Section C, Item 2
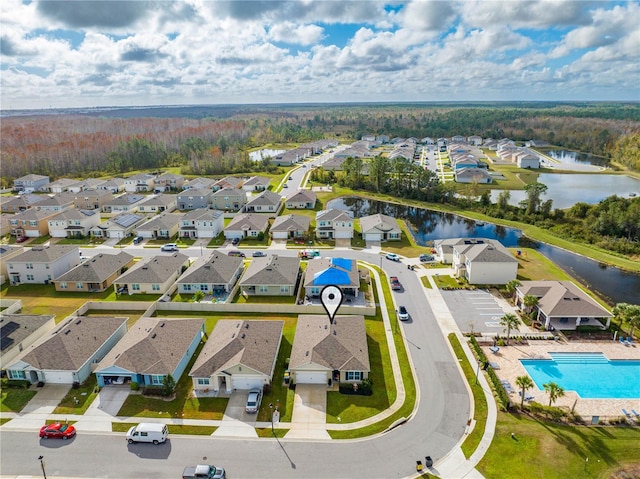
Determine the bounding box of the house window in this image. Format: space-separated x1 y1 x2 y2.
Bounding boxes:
280 286 289 293
26 274 34 281
26 263 33 269
76 282 83 289
152 284 160 291
60 282 68 289
30 221 38 226
259 285 268 293
200 284 208 291
197 378 210 385
45 264 49 269
8 370 26 380
346 371 362 381
151 375 164 385
183 284 192 291
132 284 140 291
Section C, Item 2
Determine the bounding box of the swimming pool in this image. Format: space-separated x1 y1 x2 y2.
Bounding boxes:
520 352 640 399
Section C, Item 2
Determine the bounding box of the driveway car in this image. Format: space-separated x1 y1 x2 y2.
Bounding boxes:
419 254 434 262
16 236 28 243
245 389 262 414
133 236 143 244
282 184 288 188
161 243 178 252
252 251 267 257
386 253 400 262
231 237 240 246
397 306 409 321
40 422 76 439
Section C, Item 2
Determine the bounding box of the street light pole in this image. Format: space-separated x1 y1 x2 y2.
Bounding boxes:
38 455 47 479
269 403 274 433
475 359 481 385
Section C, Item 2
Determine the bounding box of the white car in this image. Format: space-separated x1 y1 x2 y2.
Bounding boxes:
386 253 400 262
161 243 178 252
397 306 409 321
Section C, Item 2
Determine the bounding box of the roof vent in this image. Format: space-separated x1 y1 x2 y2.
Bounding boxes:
65 330 71 335
305 351 309 356
75 319 82 325
151 333 157 339
160 323 165 327
241 333 245 339
245 323 249 329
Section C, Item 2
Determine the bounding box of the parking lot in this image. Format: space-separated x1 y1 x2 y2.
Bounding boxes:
440 289 511 334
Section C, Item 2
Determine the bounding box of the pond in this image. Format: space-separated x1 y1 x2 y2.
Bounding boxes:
327 196 640 305
545 150 609 167
248 148 286 161
490 174 640 209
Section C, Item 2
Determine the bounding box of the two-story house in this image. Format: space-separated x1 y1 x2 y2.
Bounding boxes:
13 174 50 193
34 193 75 213
8 209 59 238
210 188 246 212
315 209 354 239
124 173 155 192
179 209 224 238
6 245 80 285
177 189 213 210
47 209 101 238
73 189 114 210
154 172 184 192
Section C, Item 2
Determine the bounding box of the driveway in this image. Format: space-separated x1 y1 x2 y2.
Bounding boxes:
21 384 70 414
86 385 130 417
285 384 330 440
213 390 258 438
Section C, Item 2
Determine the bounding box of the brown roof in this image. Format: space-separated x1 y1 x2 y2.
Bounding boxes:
517 281 612 318
96 317 203 375
189 320 284 378
289 315 369 372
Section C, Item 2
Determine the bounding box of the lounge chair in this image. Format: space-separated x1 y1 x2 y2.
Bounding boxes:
632 410 640 418
489 346 500 354
627 336 633 345
622 409 632 418
620 337 629 346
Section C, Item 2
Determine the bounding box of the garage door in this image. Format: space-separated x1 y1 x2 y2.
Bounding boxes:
295 372 327 384
334 231 351 239
43 371 74 384
231 376 263 390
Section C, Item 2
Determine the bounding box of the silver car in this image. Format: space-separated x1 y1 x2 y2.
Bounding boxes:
245 389 262 414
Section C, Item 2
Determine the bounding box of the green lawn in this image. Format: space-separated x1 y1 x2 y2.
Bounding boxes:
420 276 433 289
433 274 460 289
478 412 640 479
0 386 37 413
58 237 105 245
30 235 51 245
53 376 98 414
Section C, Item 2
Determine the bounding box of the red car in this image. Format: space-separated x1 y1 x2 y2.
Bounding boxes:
39 422 76 439
16 236 28 243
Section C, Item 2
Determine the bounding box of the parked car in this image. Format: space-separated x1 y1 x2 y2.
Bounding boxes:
40 422 76 440
282 183 288 188
133 236 143 244
419 254 434 262
390 276 402 291
126 423 168 445
245 388 262 414
182 464 226 479
289 176 293 180
16 236 28 243
386 253 400 262
231 237 240 245
397 305 409 321
160 243 178 252
227 250 245 257
252 251 267 257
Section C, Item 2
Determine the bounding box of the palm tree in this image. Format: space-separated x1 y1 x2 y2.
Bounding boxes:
523 294 540 322
543 382 565 407
515 375 534 407
613 303 640 337
505 279 521 301
499 313 520 345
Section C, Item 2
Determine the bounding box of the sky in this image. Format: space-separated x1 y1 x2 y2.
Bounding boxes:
1 0 639 109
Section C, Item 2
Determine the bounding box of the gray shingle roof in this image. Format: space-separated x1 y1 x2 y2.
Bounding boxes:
181 208 223 222
16 174 49 182
225 213 270 232
246 190 281 207
17 316 127 370
211 187 243 198
178 188 213 199
189 320 284 378
9 245 78 264
517 281 612 318
240 255 300 286
109 194 145 206
316 209 353 222
455 242 517 263
49 209 97 222
359 214 399 233
286 189 316 203
54 252 134 283
137 212 184 231
177 251 243 285
289 315 369 372
11 208 59 221
243 176 270 187
0 314 54 353
138 194 177 207
116 253 188 284
271 214 310 233
96 317 203 375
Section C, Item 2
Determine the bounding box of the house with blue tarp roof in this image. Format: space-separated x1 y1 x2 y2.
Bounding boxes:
304 257 359 297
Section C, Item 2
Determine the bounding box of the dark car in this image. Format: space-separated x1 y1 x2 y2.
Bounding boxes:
133 236 143 244
16 236 28 243
231 238 240 245
40 422 76 439
228 250 245 257
252 251 267 257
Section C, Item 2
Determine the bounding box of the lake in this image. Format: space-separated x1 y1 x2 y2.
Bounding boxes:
327 196 640 305
490 174 640 209
546 150 609 167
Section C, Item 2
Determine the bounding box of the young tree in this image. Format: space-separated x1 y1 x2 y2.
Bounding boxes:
505 279 522 300
524 182 548 215
543 382 565 407
515 375 534 407
499 313 520 345
523 294 540 316
162 374 176 396
193 290 205 303
497 190 511 213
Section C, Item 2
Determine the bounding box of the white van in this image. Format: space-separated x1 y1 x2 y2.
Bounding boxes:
126 423 168 445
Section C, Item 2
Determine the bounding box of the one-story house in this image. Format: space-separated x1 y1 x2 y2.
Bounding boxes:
289 314 369 386
270 214 310 240
4 315 128 385
102 194 146 214
242 176 271 192
240 254 300 296
515 281 613 331
89 213 146 240
176 251 244 295
137 194 178 214
54 252 135 293
0 314 56 369
47 209 101 238
455 167 493 184
224 213 270 240
244 190 281 216
304 257 359 297
95 317 204 388
285 189 317 209
114 253 189 295
359 214 401 242
189 319 284 393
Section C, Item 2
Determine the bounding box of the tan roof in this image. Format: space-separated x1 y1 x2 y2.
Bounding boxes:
96 317 203 375
189 320 284 378
286 189 316 203
518 281 612 318
177 251 243 285
54 252 134 283
289 315 369 372
246 190 281 207
9 245 78 264
359 214 399 234
225 213 270 232
115 253 188 284
454 242 516 263
271 214 310 233
240 254 300 287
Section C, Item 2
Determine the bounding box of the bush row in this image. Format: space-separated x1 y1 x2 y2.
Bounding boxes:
468 336 510 411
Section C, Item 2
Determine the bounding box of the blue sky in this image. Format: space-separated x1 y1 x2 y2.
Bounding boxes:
1 1 638 109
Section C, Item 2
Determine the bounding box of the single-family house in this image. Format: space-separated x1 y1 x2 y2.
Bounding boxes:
137 194 177 214
0 314 56 369
212 176 244 191
102 194 146 214
359 214 401 242
97 178 125 193
240 254 300 296
455 167 493 184
154 172 184 192
245 190 281 215
70 178 107 192
515 151 541 169
270 214 310 240
6 245 80 285
34 193 75 213
135 212 184 240
224 213 270 240
468 135 483 146
515 281 613 331
0 194 45 213
451 239 517 284
47 209 101 238
176 251 244 296
8 209 59 238
13 174 50 193
0 245 23 285
289 314 369 386
95 317 204 388
177 189 213 210
73 189 114 210
285 189 316 209
315 209 354 239
304 257 359 298
47 178 80 193
242 176 271 192
182 177 216 191
114 252 189 295
0 213 9 238
89 213 144 240
179 209 224 239
54 252 135 293
189 319 284 393
124 173 155 193
4 315 128 385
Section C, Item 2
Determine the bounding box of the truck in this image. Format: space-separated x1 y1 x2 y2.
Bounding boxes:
298 249 320 259
390 276 402 291
182 464 226 479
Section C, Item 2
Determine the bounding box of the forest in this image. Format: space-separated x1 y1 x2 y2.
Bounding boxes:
1 102 639 185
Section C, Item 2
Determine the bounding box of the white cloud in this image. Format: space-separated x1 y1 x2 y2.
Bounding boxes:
268 22 324 46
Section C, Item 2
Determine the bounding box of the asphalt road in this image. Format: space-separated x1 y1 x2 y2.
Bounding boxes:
0 242 470 479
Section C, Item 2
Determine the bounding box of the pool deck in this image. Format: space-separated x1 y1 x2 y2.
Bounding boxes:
483 340 640 422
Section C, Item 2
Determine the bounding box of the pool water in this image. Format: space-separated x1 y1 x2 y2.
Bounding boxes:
520 352 640 399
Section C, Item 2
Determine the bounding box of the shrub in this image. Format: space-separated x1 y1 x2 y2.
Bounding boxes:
3 379 30 389
130 382 139 391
